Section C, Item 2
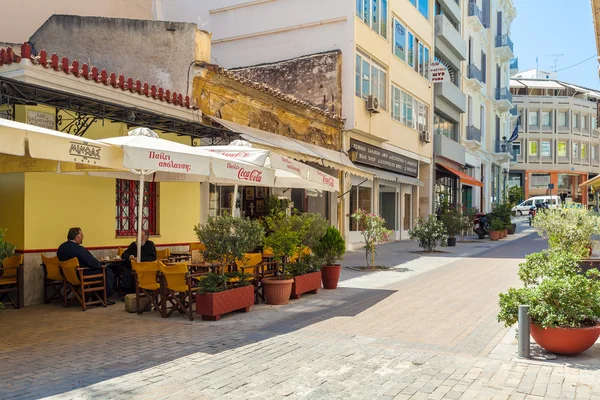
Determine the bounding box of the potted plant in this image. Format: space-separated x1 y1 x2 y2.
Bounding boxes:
349 209 392 269
459 207 478 242
0 229 16 311
409 215 448 252
194 214 264 320
440 208 462 246
287 213 328 300
314 226 346 289
488 217 504 241
262 213 302 305
498 249 600 355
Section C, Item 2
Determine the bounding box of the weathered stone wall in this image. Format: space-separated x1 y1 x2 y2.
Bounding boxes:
231 50 343 117
28 15 210 95
193 69 343 150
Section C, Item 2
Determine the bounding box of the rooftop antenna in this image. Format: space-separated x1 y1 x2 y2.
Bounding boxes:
546 53 565 72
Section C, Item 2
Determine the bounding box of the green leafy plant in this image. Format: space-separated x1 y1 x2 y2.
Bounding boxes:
440 208 462 238
506 186 524 209
0 229 16 266
492 201 513 229
350 209 393 268
498 249 600 328
533 207 600 255
409 214 448 253
286 254 322 276
194 215 264 290
459 207 478 242
488 216 505 232
314 226 346 266
196 271 253 293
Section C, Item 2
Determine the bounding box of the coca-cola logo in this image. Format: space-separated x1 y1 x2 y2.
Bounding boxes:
322 175 335 187
238 168 263 182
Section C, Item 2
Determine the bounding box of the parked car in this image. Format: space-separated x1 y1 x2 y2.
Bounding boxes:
512 195 562 216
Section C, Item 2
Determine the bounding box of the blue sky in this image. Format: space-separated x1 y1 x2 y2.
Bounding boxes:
512 0 599 89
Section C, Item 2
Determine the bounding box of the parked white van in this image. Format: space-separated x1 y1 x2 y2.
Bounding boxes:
512 196 562 215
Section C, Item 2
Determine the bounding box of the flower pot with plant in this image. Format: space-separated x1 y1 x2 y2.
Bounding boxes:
194 215 264 320
409 215 448 252
440 208 461 247
498 249 600 355
0 228 16 311
314 226 346 289
488 217 504 241
350 209 393 268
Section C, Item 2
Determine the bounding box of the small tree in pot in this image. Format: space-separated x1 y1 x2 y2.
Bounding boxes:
488 216 504 241
409 215 448 252
534 207 600 256
0 229 16 310
440 208 462 246
349 209 392 269
314 226 346 289
193 215 264 320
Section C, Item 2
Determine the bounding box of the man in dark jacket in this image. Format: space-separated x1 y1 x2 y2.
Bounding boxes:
118 230 156 294
57 227 115 304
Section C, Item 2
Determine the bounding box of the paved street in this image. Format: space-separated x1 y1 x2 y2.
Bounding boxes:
2 223 600 400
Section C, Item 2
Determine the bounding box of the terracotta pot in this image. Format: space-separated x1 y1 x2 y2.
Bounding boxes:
530 323 600 355
291 271 322 300
262 277 294 305
196 285 254 321
503 229 508 238
447 237 456 247
489 230 500 241
321 265 342 289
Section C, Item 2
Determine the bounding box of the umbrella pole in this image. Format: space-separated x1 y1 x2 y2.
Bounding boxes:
137 171 145 261
232 184 239 217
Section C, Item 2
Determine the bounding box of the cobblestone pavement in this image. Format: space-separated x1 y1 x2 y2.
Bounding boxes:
2 226 600 400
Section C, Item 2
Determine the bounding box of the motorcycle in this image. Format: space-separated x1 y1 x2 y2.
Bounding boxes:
474 212 489 239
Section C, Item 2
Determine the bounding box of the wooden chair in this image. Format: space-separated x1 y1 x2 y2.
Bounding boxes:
41 255 64 304
131 261 163 316
159 262 197 321
59 258 107 311
156 248 170 262
0 254 24 309
189 243 205 252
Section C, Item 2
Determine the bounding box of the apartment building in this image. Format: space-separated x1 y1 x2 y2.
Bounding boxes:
156 0 436 245
508 78 600 208
458 0 516 213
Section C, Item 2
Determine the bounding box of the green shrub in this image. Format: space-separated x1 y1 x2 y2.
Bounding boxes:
409 214 448 252
313 226 346 266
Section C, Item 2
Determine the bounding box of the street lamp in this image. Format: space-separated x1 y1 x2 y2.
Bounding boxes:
502 168 509 196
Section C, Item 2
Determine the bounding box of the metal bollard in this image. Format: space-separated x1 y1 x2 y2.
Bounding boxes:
517 305 530 358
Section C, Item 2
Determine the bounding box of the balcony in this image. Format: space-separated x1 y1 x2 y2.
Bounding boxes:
466 64 484 90
495 34 515 62
494 139 513 162
435 14 466 62
437 0 461 24
494 87 513 113
434 81 467 116
510 105 518 119
434 133 466 165
467 2 486 32
464 125 482 151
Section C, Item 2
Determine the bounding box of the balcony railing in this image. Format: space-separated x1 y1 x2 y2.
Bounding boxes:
467 64 483 83
495 34 514 52
510 106 518 116
466 125 481 142
495 87 513 103
468 2 487 27
495 139 510 154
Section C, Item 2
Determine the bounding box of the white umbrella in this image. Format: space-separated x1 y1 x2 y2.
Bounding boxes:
100 128 275 260
204 140 339 193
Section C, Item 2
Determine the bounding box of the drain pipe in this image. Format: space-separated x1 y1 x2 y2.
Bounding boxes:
517 305 530 358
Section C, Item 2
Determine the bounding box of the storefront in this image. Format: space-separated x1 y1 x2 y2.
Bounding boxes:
347 139 423 243
435 163 484 212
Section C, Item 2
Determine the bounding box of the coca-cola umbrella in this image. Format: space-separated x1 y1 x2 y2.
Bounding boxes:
203 140 339 193
98 129 275 259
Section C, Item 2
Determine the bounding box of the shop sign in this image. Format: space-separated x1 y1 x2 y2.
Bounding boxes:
69 141 102 163
27 110 55 130
350 139 419 177
429 62 449 83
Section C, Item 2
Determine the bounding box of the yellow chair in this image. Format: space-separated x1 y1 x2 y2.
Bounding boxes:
131 260 162 315
189 243 206 252
117 248 126 258
158 262 196 320
235 253 263 277
156 248 170 261
59 257 107 311
0 254 24 309
262 247 274 258
41 255 64 304
289 247 311 263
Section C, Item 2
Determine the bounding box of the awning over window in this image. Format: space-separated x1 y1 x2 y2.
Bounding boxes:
437 164 483 187
356 165 423 186
580 175 600 191
209 116 372 179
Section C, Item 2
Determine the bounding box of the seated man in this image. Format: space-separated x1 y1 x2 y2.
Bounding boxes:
57 227 115 305
119 230 156 294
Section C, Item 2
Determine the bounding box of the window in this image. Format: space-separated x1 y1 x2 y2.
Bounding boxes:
541 141 551 157
582 144 587 159
573 143 579 158
593 145 597 161
528 111 539 126
349 184 373 231
582 115 588 131
512 142 521 156
434 113 456 140
115 179 158 237
573 113 579 129
407 0 429 19
593 116 597 130
392 19 429 79
356 0 388 38
529 141 538 156
408 32 415 68
393 19 407 61
542 111 551 127
392 85 429 131
356 52 387 109
558 111 568 127
558 142 567 157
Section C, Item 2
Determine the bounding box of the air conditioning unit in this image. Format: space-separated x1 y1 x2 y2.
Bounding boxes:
366 95 380 113
420 130 431 143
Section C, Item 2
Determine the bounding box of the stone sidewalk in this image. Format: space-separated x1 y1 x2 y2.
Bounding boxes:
2 222 600 400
